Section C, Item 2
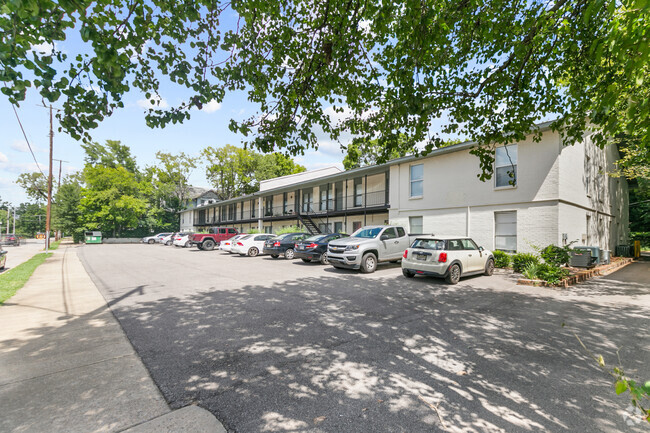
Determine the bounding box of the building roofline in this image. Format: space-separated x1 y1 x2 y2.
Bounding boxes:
184 119 558 210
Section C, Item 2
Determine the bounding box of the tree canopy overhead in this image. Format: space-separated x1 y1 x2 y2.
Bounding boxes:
2 0 648 177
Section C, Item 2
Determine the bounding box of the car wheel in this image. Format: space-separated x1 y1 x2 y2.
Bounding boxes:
301 258 311 263
248 247 259 257
360 253 377 273
203 239 215 251
148 239 155 244
184 241 191 248
402 269 415 278
165 241 171 246
319 253 329 265
197 244 204 250
446 264 461 284
271 254 279 258
284 248 295 260
484 259 495 276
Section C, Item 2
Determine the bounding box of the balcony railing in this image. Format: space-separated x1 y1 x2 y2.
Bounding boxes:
195 190 387 225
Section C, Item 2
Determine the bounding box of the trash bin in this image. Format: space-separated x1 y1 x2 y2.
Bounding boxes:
600 249 611 265
84 231 102 244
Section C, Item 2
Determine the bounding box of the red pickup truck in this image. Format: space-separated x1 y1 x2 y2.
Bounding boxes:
190 227 239 251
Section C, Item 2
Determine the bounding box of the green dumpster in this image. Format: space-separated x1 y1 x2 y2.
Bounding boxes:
85 231 102 244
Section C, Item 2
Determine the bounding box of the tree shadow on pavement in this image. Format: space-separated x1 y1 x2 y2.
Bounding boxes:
98 274 649 433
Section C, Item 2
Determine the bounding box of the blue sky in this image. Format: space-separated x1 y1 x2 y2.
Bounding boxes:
0 9 356 206
0 8 466 206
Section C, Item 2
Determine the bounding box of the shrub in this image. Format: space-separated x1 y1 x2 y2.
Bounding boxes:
522 262 540 280
492 250 511 268
276 225 302 235
512 253 539 273
247 229 261 234
537 264 570 285
520 262 570 285
540 243 574 267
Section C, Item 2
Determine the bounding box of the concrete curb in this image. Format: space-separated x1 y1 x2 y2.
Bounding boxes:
121 405 226 433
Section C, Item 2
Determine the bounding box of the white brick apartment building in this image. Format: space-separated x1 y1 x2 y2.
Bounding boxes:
181 122 628 254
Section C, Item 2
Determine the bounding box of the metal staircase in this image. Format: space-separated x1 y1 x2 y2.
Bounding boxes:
297 213 321 235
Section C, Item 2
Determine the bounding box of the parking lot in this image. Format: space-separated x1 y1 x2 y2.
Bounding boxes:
78 243 649 433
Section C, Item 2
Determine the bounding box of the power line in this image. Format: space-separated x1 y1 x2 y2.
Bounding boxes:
11 104 49 200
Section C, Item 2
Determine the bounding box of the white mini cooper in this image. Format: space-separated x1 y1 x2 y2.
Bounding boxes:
401 235 495 284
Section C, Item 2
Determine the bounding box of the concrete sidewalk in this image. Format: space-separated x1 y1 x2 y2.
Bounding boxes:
0 243 225 433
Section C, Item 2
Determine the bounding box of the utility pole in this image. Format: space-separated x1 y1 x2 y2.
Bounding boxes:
45 105 53 253
13 207 16 234
6 207 9 234
53 158 69 189
52 158 68 241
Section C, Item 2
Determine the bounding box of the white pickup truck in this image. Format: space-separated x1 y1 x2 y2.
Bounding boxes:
327 225 412 273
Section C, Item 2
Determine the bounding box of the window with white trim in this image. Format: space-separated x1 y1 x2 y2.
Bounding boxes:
495 144 517 187
410 164 423 197
409 216 423 234
495 211 517 253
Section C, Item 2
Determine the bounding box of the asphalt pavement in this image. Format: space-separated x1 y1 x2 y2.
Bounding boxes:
1 238 47 272
0 243 224 433
78 244 650 433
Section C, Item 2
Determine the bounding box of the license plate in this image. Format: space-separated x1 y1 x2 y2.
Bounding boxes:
416 254 427 261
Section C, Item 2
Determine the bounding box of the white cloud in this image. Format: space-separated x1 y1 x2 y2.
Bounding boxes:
9 140 46 154
10 140 29 153
201 100 222 113
0 152 8 163
315 140 345 158
0 162 46 174
137 95 169 110
31 41 55 54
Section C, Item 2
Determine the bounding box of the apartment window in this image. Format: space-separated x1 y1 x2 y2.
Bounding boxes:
265 196 273 216
334 222 343 233
495 144 517 187
353 221 362 232
302 188 313 212
354 178 363 207
319 185 329 211
495 211 517 253
251 199 256 218
409 216 423 234
410 164 423 198
264 226 272 234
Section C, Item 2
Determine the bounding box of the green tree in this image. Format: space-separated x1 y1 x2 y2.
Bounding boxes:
53 174 83 240
15 172 49 202
2 1 648 179
203 145 305 199
79 141 149 237
14 203 46 237
343 137 462 170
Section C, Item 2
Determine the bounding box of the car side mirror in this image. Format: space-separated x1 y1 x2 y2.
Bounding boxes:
380 234 389 241
478 246 484 252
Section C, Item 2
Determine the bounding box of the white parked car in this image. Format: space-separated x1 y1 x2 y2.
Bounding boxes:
231 234 275 257
142 232 173 244
172 233 192 248
219 234 248 253
159 233 177 245
401 235 494 284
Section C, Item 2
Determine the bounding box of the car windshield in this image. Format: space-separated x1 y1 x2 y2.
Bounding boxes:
351 227 382 239
305 234 328 242
272 234 291 240
240 235 254 240
411 239 446 250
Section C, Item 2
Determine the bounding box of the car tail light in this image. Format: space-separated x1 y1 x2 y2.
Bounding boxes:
403 250 408 259
273 241 280 247
306 243 318 249
438 252 447 263
237 242 243 246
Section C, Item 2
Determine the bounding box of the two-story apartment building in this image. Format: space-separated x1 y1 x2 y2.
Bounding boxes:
180 122 629 253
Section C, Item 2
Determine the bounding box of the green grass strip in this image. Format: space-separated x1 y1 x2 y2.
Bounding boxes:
49 240 61 251
0 252 52 305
